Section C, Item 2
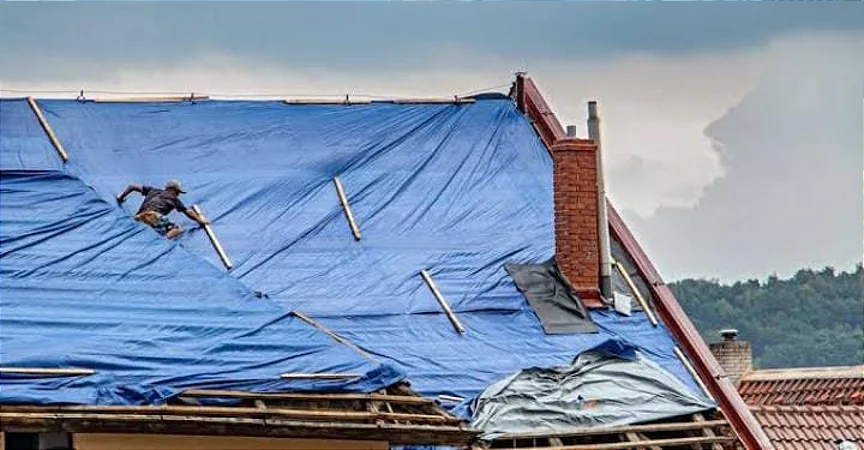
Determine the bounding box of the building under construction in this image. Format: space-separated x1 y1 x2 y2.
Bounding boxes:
0 74 772 450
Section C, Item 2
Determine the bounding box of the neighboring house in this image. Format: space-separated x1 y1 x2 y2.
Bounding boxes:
1 74 771 450
711 331 864 450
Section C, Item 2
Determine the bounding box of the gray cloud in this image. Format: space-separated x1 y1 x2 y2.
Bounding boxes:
624 31 864 282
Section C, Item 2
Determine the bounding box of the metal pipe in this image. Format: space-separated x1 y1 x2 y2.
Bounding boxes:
587 101 613 300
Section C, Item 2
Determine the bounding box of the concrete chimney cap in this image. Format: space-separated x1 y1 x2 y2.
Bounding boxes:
720 329 739 341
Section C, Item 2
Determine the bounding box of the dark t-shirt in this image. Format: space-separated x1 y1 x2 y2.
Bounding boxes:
137 186 187 216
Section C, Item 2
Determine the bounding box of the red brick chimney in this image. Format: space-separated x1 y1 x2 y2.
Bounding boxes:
551 138 604 305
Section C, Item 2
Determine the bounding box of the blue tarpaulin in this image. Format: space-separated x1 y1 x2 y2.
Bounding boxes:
0 97 709 410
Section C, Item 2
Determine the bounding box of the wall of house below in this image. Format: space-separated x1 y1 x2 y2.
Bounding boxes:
69 434 387 450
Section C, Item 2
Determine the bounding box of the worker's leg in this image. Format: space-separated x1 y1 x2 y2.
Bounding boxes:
165 226 183 240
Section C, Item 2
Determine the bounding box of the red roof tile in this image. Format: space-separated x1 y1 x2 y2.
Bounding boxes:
739 366 864 406
749 405 864 450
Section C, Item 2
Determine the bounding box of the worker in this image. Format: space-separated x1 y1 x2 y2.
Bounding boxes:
116 179 208 240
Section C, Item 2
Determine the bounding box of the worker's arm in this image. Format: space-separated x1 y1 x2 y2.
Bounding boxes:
183 208 210 226
116 184 144 203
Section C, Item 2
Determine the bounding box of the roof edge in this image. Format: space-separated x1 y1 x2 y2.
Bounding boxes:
742 365 864 382
514 73 775 450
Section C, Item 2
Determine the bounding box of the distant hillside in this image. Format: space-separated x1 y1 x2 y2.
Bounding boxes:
669 265 863 369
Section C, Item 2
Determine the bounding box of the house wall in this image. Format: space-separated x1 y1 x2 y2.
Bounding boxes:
72 434 387 450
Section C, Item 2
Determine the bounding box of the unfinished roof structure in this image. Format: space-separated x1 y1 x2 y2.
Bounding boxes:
1 75 771 450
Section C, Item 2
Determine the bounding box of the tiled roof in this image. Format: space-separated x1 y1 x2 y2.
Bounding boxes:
739 366 864 406
749 405 864 450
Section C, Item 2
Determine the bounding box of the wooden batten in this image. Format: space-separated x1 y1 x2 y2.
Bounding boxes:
291 311 375 361
93 95 209 103
674 346 714 400
376 98 475 105
611 259 658 326
420 270 465 334
191 205 232 270
285 99 371 105
0 367 95 376
279 373 361 380
180 389 434 405
26 97 69 162
333 177 362 241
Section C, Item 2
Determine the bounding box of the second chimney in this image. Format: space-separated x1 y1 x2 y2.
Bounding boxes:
708 329 753 385
552 137 603 304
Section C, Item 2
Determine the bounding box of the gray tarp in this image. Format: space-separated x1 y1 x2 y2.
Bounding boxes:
505 261 597 334
471 345 716 439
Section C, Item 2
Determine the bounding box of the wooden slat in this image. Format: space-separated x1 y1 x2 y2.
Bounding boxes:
692 413 725 450
93 95 209 103
494 420 728 440
291 311 375 361
0 367 94 376
612 259 657 326
191 204 232 270
674 346 714 400
333 176 362 241
181 389 433 405
0 405 460 425
284 99 371 105
420 270 465 334
524 436 733 450
280 373 360 380
384 98 475 104
26 97 69 162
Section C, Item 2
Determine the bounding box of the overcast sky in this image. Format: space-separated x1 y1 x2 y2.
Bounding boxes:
1 3 861 282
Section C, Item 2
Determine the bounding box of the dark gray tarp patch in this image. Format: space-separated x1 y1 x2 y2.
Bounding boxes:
505 260 597 334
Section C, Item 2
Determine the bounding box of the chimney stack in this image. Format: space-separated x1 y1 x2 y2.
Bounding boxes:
709 329 752 385
552 137 604 304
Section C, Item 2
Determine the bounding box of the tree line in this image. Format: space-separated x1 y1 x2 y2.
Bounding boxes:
669 265 863 369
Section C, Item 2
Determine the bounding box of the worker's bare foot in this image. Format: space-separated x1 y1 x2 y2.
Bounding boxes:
166 228 183 240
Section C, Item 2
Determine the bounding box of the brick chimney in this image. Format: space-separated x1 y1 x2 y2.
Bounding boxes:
552 138 603 304
708 329 753 385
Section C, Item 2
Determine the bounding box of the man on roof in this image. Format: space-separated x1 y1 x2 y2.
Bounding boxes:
117 179 208 240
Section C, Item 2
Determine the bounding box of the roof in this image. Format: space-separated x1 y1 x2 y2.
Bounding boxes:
739 365 864 406
1 77 757 445
749 405 863 450
738 366 864 450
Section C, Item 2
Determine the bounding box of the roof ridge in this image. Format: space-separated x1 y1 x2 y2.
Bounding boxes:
742 365 864 381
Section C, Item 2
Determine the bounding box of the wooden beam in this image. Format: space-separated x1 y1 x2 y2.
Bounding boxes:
284 99 371 105
611 259 658 326
333 176 362 241
180 389 434 405
0 405 460 425
494 420 728 440
0 412 476 445
381 98 475 104
0 367 94 376
93 95 209 103
26 97 69 162
291 311 375 362
675 346 714 401
523 436 733 450
693 413 725 450
279 373 360 380
420 270 465 334
191 204 232 270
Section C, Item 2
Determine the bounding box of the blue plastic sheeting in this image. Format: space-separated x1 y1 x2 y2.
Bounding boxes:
0 100 63 171
0 170 403 405
0 98 706 409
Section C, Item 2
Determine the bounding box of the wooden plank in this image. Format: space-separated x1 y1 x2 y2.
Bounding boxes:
624 431 661 450
279 373 360 380
674 346 714 400
93 95 209 103
420 270 465 334
0 367 94 376
523 436 733 450
611 259 658 326
181 389 433 405
494 420 728 440
382 98 475 104
284 99 371 105
0 405 459 424
333 177 362 241
73 433 388 450
26 97 69 162
437 395 464 403
291 311 375 361
191 204 232 270
692 413 725 450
